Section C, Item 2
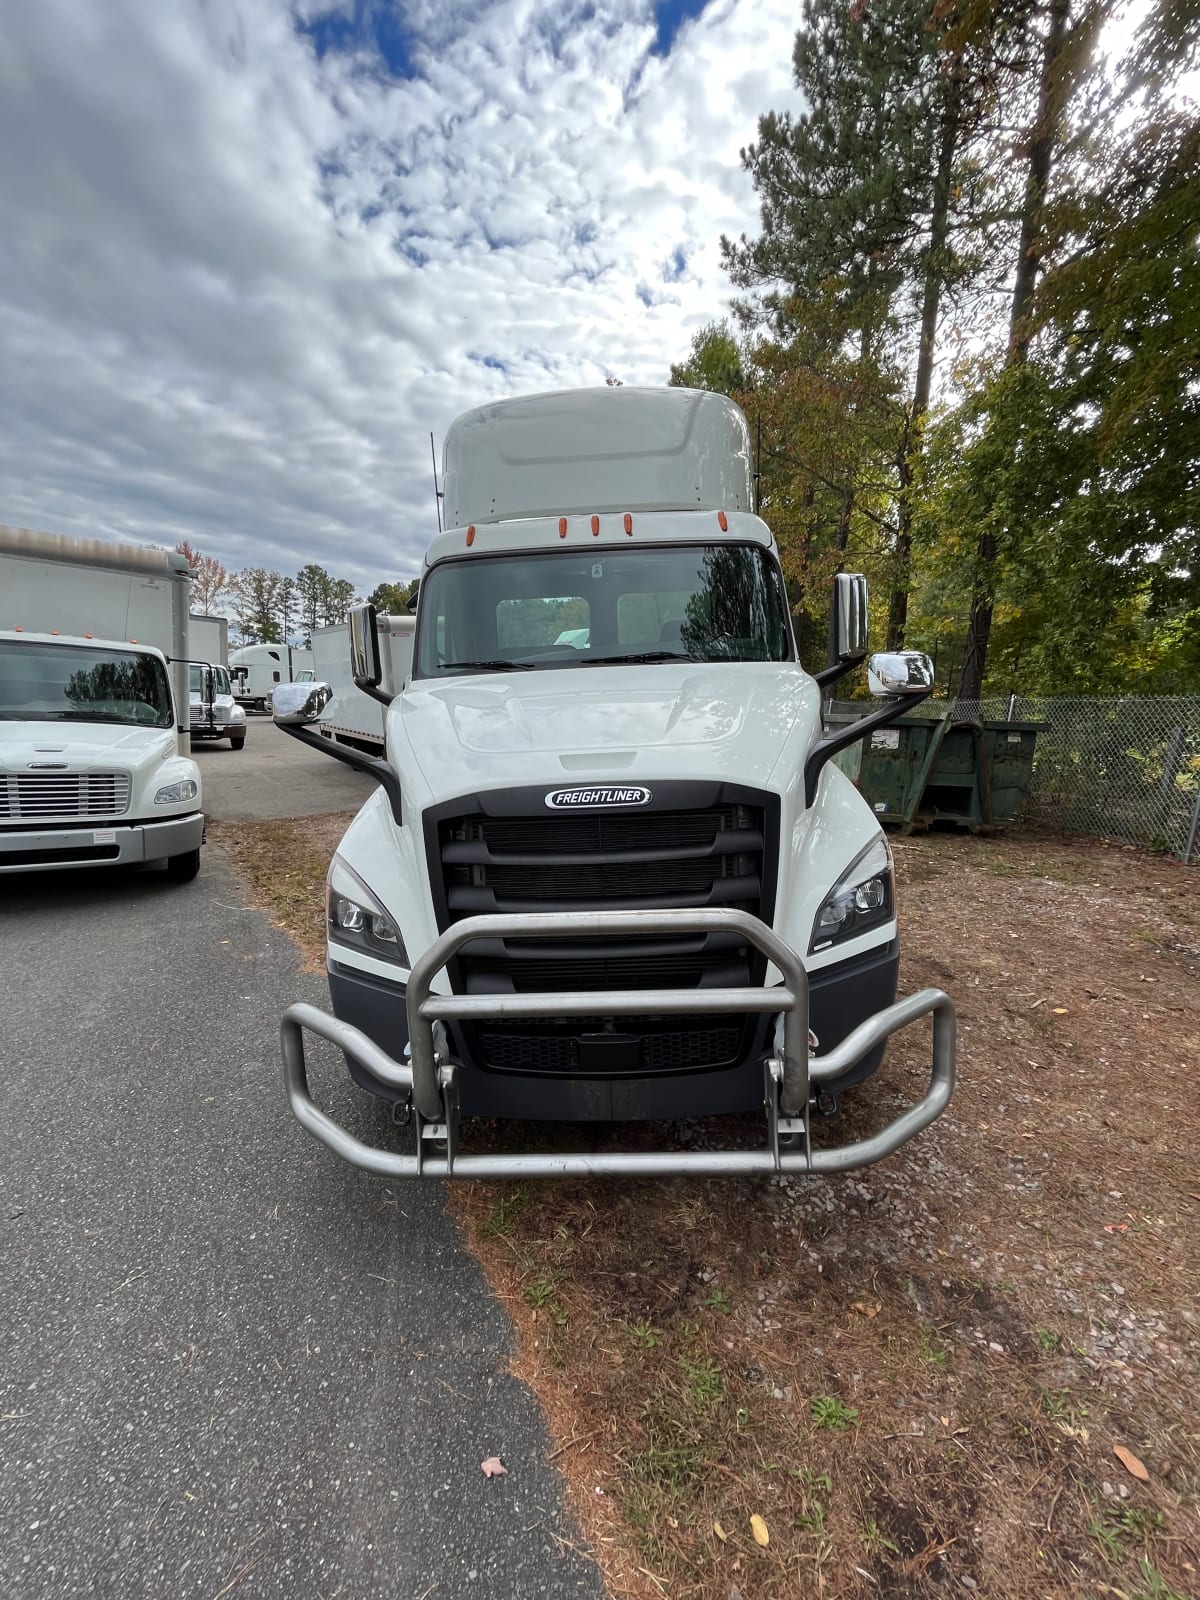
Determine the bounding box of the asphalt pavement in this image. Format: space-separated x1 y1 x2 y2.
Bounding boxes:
194 713 376 821
0 782 601 1594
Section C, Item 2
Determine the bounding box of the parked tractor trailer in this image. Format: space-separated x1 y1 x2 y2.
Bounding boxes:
273 387 956 1179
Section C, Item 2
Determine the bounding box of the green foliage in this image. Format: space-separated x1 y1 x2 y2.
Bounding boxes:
672 0 1198 696
810 1394 859 1430
368 578 419 614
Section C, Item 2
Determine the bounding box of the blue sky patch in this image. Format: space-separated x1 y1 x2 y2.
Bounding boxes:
651 0 710 56
297 2 414 78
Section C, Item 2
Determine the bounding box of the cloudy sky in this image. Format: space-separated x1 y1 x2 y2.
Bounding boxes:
0 0 804 594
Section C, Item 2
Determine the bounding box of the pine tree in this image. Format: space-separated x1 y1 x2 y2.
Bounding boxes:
722 0 1018 647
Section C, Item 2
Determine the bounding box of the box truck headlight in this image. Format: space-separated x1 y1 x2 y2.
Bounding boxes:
326 855 408 964
810 834 894 952
154 779 199 804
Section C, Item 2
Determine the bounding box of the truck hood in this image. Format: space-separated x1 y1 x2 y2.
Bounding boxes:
394 663 822 804
0 721 176 770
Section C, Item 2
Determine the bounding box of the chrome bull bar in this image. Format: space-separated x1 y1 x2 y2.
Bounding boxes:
281 908 955 1179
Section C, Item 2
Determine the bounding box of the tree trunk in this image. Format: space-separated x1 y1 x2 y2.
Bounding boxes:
959 0 1071 702
887 68 962 650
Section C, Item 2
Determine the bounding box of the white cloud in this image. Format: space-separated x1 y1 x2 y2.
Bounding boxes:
0 0 802 594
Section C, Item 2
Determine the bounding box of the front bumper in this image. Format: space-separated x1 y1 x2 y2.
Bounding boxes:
283 909 954 1180
327 934 901 1115
0 811 204 873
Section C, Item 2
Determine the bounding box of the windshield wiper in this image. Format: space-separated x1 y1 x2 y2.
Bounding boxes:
436 659 536 673
581 651 703 667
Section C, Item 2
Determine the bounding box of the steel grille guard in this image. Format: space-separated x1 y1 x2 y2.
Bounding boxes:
280 908 955 1179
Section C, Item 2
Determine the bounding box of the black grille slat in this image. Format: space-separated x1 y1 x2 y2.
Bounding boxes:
471 807 743 855
465 953 749 993
441 827 762 868
476 1021 743 1076
433 792 772 1078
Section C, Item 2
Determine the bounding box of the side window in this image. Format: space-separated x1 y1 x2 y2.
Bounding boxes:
272 670 281 683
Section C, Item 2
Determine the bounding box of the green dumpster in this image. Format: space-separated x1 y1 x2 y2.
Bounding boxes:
824 709 1044 834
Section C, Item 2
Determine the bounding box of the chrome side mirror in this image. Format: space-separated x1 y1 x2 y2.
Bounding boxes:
273 681 333 725
832 573 869 662
349 603 382 691
868 650 935 696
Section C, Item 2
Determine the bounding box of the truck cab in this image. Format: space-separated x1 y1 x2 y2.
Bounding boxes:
189 662 246 749
273 387 955 1179
0 629 204 879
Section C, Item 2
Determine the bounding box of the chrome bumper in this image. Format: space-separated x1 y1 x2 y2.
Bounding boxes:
281 908 955 1179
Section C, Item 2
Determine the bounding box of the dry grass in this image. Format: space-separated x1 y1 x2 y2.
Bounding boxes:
214 818 1200 1600
207 814 353 972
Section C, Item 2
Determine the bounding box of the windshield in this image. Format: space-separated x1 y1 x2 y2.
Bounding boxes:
0 641 174 727
414 543 792 677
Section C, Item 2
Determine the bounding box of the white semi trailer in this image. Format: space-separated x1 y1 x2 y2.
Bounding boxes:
312 616 415 752
272 387 956 1179
228 643 314 713
0 526 205 881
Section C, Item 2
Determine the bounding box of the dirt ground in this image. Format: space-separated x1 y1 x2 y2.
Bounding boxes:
216 818 1200 1600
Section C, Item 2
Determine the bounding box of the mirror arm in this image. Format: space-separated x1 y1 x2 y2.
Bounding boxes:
355 675 393 707
277 722 403 825
804 684 934 808
813 651 867 690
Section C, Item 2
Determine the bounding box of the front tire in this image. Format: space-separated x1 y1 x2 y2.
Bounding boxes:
230 733 246 750
164 847 201 883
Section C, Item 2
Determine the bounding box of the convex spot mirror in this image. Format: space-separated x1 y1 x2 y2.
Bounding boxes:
273 681 333 725
868 650 935 697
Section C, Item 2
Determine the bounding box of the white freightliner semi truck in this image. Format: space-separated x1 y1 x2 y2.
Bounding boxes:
0 526 205 881
273 388 956 1179
229 643 314 713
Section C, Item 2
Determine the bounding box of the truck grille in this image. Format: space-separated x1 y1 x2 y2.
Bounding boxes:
430 788 777 1077
0 772 132 820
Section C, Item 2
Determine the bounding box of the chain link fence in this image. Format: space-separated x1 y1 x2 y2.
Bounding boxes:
827 694 1200 864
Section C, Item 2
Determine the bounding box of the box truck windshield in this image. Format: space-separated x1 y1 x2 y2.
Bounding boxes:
414 543 791 677
0 639 174 727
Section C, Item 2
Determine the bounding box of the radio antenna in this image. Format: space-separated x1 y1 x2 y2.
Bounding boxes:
430 432 443 533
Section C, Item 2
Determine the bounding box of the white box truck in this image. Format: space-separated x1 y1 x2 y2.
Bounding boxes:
229 643 314 713
272 387 955 1179
0 526 205 881
312 615 415 752
186 613 246 750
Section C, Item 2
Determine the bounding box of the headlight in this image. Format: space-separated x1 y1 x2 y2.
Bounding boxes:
810 833 894 953
326 854 408 965
154 779 199 804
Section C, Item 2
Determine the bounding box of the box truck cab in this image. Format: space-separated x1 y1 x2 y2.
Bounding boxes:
0 527 204 881
188 662 246 750
273 388 955 1179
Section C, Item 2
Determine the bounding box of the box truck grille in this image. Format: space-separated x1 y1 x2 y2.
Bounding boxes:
0 772 131 820
431 791 776 1078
